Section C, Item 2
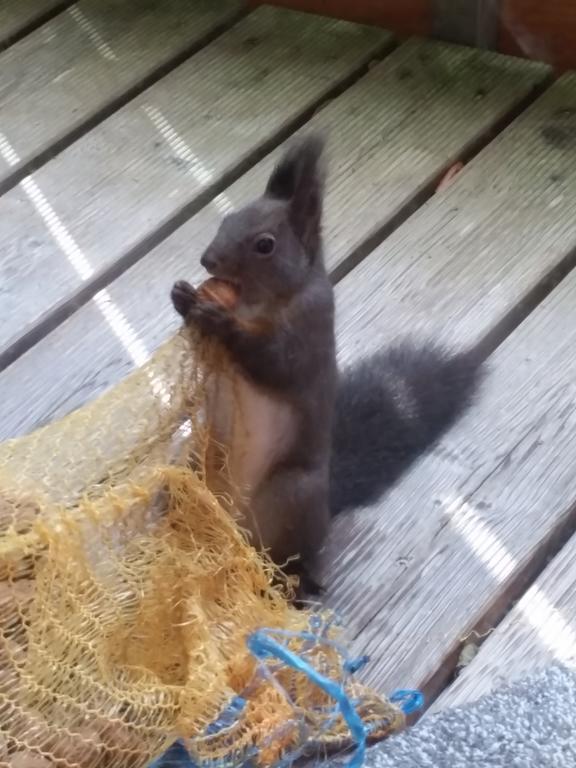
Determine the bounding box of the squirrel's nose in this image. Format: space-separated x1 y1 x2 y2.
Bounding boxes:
200 250 217 272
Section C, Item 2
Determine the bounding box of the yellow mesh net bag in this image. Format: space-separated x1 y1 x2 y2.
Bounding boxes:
0 329 404 768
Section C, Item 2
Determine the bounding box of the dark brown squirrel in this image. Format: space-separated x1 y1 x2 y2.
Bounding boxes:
171 134 482 596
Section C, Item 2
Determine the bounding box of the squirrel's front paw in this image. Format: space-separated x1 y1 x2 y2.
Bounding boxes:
171 280 197 318
187 301 234 339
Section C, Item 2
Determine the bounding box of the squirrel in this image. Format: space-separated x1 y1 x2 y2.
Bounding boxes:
171 134 482 598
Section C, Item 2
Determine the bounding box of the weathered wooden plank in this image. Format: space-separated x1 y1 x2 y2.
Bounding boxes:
324 266 576 699
0 6 391 367
315 81 576 696
0 0 68 46
0 42 549 438
0 0 242 183
320 76 576 686
333 73 576 369
431 531 576 711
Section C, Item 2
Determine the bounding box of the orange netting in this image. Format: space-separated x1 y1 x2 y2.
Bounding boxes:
0 329 402 768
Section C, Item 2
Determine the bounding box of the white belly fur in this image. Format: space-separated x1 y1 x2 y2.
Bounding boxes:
205 368 296 511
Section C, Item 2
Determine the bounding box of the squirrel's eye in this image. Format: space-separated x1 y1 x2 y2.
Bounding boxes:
254 234 276 256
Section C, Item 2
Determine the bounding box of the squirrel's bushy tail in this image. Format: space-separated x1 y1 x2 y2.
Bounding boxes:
329 343 483 517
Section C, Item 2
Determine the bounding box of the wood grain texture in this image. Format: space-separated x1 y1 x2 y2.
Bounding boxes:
324 260 576 698
332 73 576 369
0 0 242 182
0 41 549 439
432 531 576 710
0 6 390 367
0 0 68 46
317 74 576 692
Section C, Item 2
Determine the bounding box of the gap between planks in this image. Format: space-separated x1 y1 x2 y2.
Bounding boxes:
324 264 576 699
4 41 576 707
333 67 552 286
0 5 393 371
4 68 576 708
420 490 576 711
3 71 576 709
431 516 576 711
0 37 547 374
318 72 576 696
0 41 550 436
0 43 393 373
0 0 246 193
0 0 73 49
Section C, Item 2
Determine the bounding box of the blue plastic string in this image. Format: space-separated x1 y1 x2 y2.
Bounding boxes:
149 741 195 768
343 655 370 675
248 630 367 768
389 689 425 716
249 626 357 672
205 696 247 735
149 622 420 768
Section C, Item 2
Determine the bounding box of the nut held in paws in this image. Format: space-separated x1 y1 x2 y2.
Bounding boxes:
198 278 239 310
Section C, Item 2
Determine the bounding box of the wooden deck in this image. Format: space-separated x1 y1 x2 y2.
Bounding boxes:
2 1 576 715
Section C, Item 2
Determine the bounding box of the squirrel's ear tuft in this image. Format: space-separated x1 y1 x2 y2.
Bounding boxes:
265 133 326 257
265 134 325 201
